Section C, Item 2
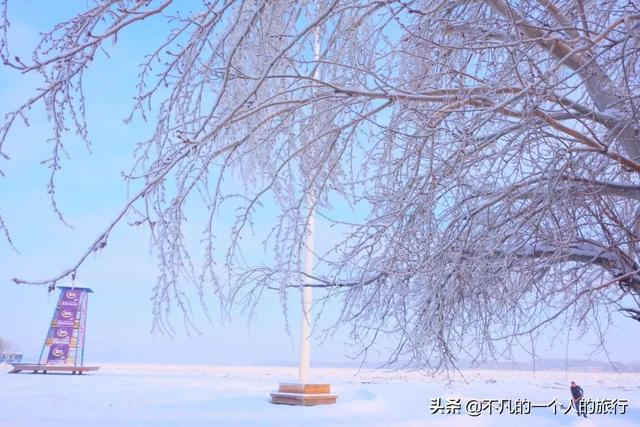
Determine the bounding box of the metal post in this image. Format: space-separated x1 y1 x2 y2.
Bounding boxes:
79 291 89 365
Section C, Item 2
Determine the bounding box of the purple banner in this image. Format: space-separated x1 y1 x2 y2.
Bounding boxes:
51 326 74 344
43 287 91 365
60 289 81 307
55 306 78 327
47 344 69 365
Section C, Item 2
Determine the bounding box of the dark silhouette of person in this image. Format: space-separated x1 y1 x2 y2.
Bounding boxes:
570 381 587 417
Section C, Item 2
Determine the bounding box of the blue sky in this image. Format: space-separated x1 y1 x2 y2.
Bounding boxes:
0 1 637 368
0 0 366 367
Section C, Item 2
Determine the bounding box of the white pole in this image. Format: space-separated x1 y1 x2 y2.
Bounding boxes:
298 193 315 384
298 18 321 385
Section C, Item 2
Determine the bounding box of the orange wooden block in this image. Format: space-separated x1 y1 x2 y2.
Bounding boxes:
271 383 338 406
277 383 331 394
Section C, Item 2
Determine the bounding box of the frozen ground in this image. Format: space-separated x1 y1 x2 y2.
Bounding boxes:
1 363 639 426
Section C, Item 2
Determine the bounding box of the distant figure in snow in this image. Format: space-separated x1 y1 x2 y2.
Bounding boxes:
570 381 587 417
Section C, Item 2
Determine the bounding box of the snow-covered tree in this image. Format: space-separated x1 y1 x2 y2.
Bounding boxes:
0 337 10 354
2 0 640 369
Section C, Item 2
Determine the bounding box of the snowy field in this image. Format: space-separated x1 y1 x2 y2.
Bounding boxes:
1 363 639 426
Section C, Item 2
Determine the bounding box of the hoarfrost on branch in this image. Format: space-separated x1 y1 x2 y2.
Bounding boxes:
2 0 640 369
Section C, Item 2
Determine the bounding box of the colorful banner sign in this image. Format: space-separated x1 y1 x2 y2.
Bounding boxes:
40 287 93 366
55 307 78 326
51 326 74 344
46 344 70 365
60 289 81 307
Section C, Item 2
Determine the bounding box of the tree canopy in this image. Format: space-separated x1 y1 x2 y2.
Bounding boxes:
2 0 640 369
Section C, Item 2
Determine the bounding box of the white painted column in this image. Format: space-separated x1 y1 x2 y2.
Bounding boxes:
298 21 321 385
298 194 315 384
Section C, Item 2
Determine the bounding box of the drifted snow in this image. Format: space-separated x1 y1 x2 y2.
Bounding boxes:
1 364 638 426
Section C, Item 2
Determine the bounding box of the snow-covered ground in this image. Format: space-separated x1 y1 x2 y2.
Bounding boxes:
1 363 638 426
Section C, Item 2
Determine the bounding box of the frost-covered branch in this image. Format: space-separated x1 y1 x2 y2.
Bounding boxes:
3 0 640 370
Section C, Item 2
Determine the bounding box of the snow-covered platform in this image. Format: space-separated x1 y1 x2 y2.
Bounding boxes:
8 363 99 374
1 363 639 426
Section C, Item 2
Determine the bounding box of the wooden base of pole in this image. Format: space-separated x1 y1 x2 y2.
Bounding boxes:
270 383 337 406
